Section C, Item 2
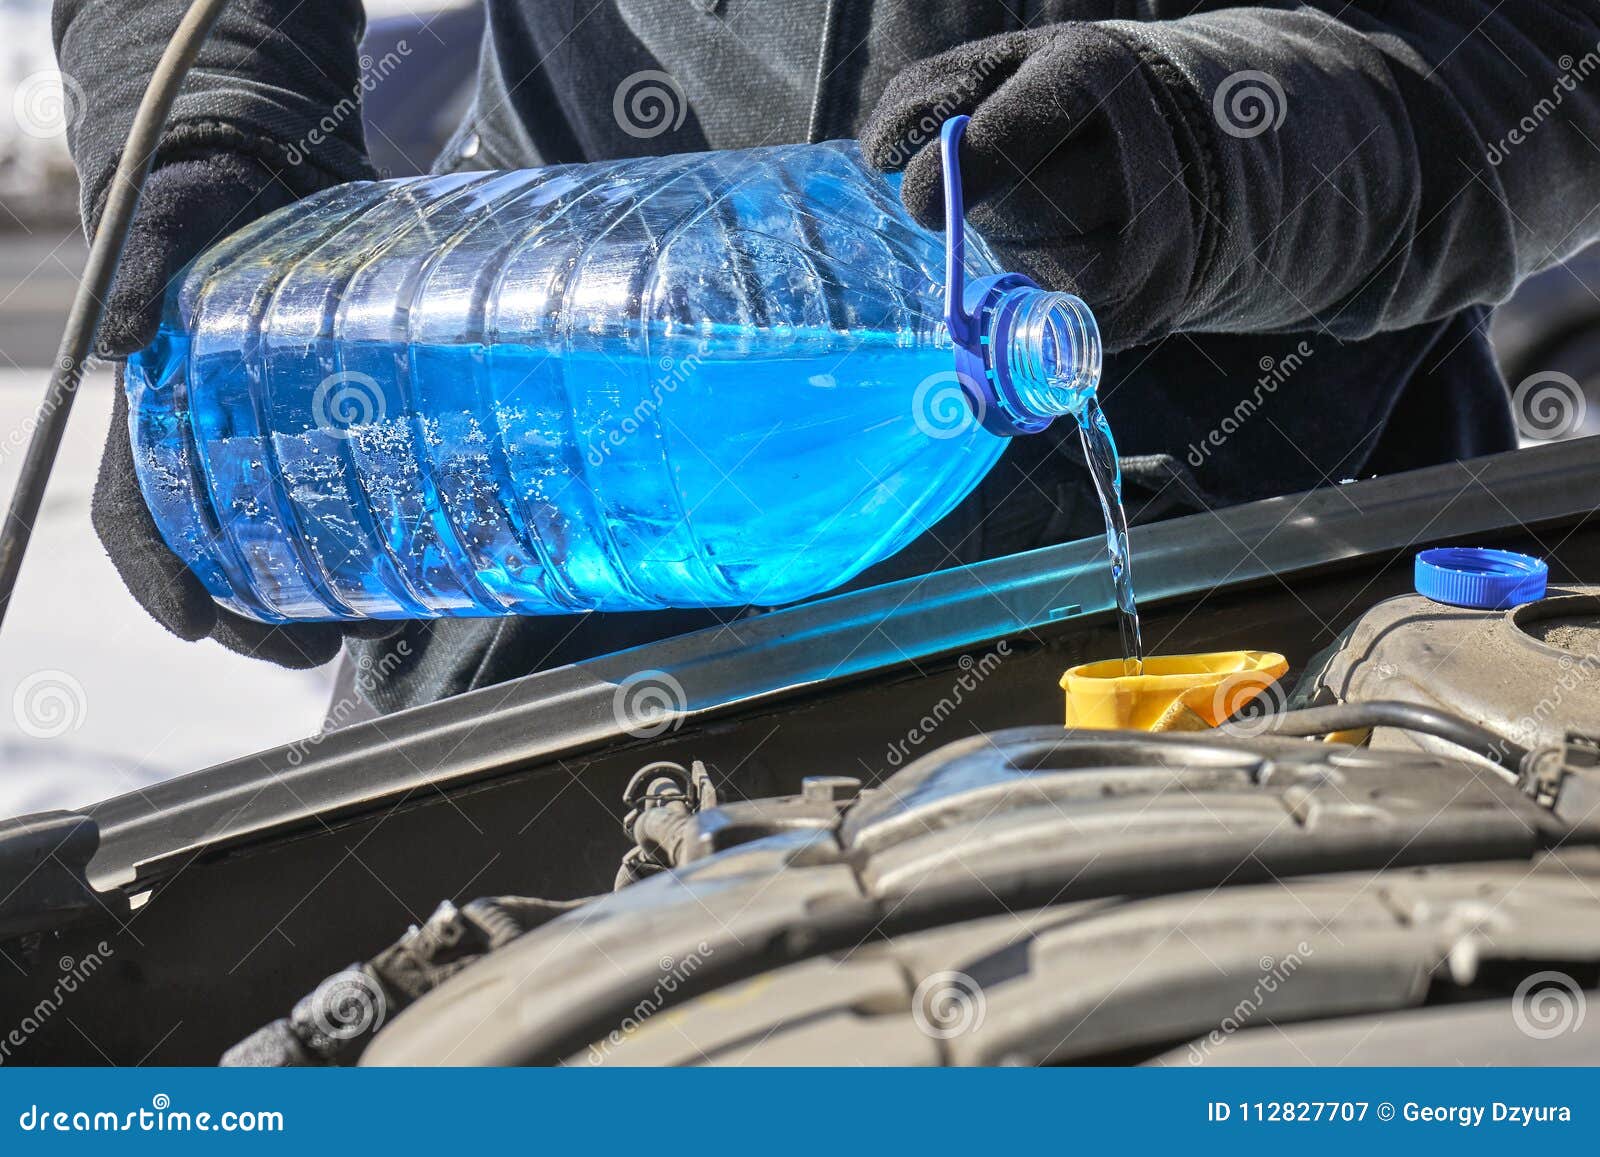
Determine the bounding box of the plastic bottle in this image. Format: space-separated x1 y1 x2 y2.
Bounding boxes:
127 121 1100 622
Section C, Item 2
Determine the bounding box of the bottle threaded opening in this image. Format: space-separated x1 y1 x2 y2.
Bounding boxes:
987 288 1102 424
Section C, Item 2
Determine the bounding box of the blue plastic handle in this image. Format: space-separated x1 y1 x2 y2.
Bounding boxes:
941 116 979 350
936 114 1056 438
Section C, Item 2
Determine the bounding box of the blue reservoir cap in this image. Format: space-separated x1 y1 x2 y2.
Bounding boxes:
1415 547 1548 609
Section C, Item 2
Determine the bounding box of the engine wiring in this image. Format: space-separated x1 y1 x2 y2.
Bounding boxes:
1242 699 1536 775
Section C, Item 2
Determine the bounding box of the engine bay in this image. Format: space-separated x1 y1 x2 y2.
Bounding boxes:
2 445 1598 1066
252 585 1600 1066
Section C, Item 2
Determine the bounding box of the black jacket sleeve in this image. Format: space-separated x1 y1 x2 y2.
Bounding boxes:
1113 0 1600 339
52 0 373 230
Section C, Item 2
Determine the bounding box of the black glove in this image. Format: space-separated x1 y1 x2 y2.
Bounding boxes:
90 155 388 668
866 5 1600 353
57 0 383 666
861 25 1208 353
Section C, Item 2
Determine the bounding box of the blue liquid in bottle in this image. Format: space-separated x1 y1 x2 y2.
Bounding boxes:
126 142 1103 623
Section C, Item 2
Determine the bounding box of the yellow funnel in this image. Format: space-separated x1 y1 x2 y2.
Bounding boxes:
1060 650 1290 732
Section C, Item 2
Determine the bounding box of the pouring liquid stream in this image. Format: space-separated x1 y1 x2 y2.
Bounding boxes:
1077 398 1144 675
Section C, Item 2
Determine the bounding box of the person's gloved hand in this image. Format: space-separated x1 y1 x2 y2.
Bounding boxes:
91 154 383 668
54 0 383 666
862 25 1211 353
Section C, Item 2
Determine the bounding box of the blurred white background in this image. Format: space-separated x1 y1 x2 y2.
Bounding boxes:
0 0 339 818
0 0 482 818
0 368 335 818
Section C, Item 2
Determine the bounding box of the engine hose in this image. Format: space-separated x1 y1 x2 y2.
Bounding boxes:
0 0 233 632
1248 700 1533 773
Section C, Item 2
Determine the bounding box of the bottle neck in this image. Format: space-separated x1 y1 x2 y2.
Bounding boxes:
985 288 1102 427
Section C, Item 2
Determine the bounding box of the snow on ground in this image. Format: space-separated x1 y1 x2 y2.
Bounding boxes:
0 369 334 818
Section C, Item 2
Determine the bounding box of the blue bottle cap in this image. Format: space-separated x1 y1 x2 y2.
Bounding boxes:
1414 547 1548 610
939 116 1102 437
937 116 1051 438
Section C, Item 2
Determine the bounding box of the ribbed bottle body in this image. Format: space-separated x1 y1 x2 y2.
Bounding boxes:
127 142 1010 621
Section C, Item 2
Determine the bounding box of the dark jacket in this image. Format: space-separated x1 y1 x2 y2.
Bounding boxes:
55 0 1600 710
